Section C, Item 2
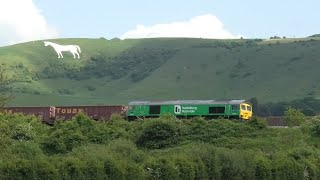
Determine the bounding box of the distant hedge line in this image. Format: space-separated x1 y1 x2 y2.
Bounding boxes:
251 97 320 116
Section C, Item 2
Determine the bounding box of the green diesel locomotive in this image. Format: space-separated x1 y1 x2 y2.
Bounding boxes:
126 100 253 120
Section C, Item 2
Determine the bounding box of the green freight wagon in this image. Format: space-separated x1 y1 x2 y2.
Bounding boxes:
126 100 253 120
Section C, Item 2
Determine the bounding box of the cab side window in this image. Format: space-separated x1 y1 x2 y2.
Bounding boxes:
149 105 161 114
231 105 239 110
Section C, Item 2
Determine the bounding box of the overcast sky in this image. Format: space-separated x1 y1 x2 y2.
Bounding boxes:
0 0 319 46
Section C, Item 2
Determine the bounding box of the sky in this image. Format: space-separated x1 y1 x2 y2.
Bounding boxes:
0 0 319 46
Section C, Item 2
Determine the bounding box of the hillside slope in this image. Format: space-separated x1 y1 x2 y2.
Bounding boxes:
0 37 320 106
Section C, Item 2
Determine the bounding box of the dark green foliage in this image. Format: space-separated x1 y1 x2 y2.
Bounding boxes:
42 113 100 154
103 157 126 180
217 148 255 180
39 47 178 82
254 155 272 180
256 97 320 116
302 159 320 180
145 157 179 180
191 157 208 180
288 147 313 160
309 115 320 137
42 113 134 154
284 106 306 127
136 119 180 149
0 112 320 179
271 155 304 180
181 119 257 142
248 97 258 113
249 116 267 129
9 141 44 159
172 156 196 180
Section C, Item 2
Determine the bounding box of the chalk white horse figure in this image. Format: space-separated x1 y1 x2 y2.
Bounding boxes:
44 41 81 59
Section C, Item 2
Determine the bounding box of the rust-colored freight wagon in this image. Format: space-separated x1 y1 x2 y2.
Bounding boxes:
54 105 127 121
3 106 56 124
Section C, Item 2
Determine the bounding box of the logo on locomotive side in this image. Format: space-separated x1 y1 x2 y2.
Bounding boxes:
56 108 84 114
174 105 181 114
174 105 198 114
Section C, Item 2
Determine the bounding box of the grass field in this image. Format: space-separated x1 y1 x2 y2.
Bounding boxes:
1 37 320 106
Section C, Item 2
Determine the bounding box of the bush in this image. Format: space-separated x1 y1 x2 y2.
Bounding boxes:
309 115 320 137
136 120 180 149
254 155 272 180
173 156 195 180
103 157 126 180
271 156 304 179
145 157 179 180
217 148 255 180
284 106 306 127
42 113 97 154
57 156 86 179
249 116 267 129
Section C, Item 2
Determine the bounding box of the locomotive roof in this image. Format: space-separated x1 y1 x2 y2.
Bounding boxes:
128 100 247 105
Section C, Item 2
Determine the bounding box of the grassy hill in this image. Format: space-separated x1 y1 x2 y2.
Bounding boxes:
1 37 320 106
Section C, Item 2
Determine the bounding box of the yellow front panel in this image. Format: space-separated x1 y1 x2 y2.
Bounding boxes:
240 103 253 120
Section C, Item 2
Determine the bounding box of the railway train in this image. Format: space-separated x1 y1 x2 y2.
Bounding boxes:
1 99 253 124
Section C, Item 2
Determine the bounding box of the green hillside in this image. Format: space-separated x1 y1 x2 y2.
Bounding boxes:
1 37 320 106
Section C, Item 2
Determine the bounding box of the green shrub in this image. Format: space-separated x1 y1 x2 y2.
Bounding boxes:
145 157 179 180
42 113 96 154
67 143 145 179
9 141 44 160
57 156 86 179
1 159 37 179
173 156 195 180
192 157 209 180
103 157 126 180
0 158 58 180
302 159 319 180
271 157 304 180
288 147 313 160
309 115 320 137
249 116 267 129
173 143 219 179
254 155 272 180
284 106 306 127
81 158 105 180
136 120 180 149
217 148 255 180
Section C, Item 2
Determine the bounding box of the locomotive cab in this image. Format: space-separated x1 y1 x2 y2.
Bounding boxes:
239 103 252 120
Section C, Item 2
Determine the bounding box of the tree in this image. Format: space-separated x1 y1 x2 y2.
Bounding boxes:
0 65 14 108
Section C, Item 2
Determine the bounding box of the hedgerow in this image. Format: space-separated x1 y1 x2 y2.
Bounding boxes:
0 113 319 179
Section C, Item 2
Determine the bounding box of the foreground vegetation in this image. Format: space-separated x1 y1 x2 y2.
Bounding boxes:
0 112 319 179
